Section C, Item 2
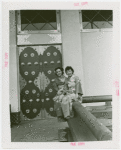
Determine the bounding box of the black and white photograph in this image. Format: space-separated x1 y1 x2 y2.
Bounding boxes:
2 1 120 149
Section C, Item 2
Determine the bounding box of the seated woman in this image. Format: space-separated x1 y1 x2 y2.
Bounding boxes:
53 67 67 121
61 66 83 119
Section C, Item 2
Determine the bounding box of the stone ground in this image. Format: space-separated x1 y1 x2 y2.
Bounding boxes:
11 118 68 142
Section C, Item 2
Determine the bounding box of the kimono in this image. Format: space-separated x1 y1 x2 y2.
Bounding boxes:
53 75 66 119
61 74 83 118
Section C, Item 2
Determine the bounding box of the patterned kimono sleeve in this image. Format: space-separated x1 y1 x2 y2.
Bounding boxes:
75 76 83 95
53 79 58 92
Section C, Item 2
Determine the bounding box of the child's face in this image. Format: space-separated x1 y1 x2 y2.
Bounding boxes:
66 69 73 77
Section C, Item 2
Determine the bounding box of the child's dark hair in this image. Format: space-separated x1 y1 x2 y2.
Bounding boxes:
54 67 64 75
65 66 74 74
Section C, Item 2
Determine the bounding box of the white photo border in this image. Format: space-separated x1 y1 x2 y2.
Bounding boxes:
2 1 120 149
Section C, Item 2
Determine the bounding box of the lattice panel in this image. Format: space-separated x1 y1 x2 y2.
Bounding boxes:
82 10 113 29
11 112 21 124
21 10 57 31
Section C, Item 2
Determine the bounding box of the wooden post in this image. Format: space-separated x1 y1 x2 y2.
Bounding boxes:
105 101 112 106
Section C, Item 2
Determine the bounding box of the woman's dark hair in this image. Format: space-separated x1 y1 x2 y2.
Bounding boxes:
65 66 74 74
54 67 64 76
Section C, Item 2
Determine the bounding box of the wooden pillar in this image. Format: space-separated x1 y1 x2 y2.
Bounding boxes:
10 10 20 124
60 10 85 94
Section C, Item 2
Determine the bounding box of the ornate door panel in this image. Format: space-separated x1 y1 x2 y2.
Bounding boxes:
19 45 62 120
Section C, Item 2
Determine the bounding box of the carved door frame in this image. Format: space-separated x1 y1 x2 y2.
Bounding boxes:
16 10 62 120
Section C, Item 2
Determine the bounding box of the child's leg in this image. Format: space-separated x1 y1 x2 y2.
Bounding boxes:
56 102 63 117
61 96 70 118
68 95 74 118
54 95 63 117
58 94 64 102
69 102 74 118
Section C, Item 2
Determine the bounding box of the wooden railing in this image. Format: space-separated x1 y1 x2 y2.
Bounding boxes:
82 95 112 103
67 98 112 142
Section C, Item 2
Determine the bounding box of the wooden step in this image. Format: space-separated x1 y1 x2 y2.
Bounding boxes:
86 105 112 111
97 119 112 127
85 106 112 119
90 109 112 119
97 119 112 131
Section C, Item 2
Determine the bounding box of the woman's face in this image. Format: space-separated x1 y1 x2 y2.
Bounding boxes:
66 69 73 77
56 69 62 77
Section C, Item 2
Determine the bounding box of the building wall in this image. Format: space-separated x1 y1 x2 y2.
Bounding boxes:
10 10 113 112
60 10 112 97
81 31 112 96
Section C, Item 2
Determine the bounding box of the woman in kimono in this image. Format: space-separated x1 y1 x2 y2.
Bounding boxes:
61 66 83 119
53 67 67 121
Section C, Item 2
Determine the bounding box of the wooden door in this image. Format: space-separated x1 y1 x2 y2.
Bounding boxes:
19 45 62 120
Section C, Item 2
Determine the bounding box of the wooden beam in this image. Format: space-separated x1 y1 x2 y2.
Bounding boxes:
17 33 62 45
82 95 112 103
72 102 112 141
67 116 97 141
